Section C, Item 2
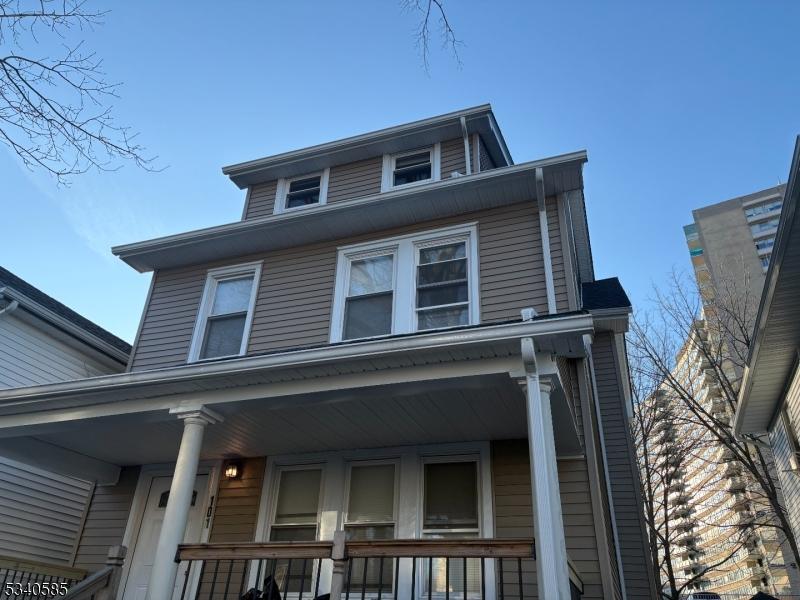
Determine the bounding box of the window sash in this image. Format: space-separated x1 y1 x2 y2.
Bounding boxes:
341 251 397 341
277 170 329 213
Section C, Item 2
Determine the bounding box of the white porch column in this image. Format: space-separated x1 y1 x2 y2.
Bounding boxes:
520 342 571 598
146 406 222 600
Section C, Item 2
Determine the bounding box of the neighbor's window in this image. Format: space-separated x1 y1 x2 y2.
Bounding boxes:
342 253 396 340
345 463 397 594
268 467 323 594
190 263 261 361
332 225 478 342
423 460 481 596
276 169 329 213
381 145 440 192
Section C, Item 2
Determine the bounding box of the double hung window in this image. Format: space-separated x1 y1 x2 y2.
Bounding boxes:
190 263 261 361
275 170 329 213
332 225 478 342
382 145 441 192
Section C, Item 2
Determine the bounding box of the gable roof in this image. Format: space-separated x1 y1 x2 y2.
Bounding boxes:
0 267 131 362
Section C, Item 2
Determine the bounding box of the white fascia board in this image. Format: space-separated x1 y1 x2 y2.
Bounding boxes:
113 152 588 273
0 314 594 416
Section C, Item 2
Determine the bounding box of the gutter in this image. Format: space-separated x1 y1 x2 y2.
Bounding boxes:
113 151 588 269
0 287 129 364
0 294 19 317
0 314 594 408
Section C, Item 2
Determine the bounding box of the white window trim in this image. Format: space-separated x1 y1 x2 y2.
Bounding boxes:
187 261 262 363
274 168 330 214
330 223 480 343
381 144 441 193
266 463 326 541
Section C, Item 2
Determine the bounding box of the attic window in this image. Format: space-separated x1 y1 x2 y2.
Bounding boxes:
381 145 441 192
275 169 329 214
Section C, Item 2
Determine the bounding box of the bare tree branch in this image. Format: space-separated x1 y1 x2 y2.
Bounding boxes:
0 0 156 184
401 0 462 72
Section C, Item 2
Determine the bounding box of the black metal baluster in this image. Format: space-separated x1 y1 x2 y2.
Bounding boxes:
377 557 385 600
314 558 322 600
283 560 293 598
360 557 368 600
345 557 354 600
427 557 432 600
498 558 504 600
179 561 191 600
516 558 523 600
223 559 235 598
193 561 207 600
463 557 467 600
410 557 416 600
0 569 12 591
480 558 485 600
209 559 221 599
239 560 249 597
445 558 449 600
393 558 399 600
255 559 264 589
267 559 278 600
298 559 308 600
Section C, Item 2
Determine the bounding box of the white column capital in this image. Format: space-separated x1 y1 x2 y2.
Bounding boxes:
169 404 223 426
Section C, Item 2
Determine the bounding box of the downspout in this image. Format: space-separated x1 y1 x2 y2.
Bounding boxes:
460 116 472 175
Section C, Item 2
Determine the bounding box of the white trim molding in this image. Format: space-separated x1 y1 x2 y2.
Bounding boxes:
330 223 480 343
188 261 262 363
381 144 441 193
274 168 331 214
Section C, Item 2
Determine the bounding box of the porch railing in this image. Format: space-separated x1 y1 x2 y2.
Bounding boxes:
175 536 558 600
0 555 86 600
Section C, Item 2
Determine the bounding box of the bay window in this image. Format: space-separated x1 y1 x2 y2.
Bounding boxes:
332 224 479 342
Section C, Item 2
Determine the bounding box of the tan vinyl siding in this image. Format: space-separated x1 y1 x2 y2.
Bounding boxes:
243 181 278 219
73 466 139 572
546 197 570 313
440 138 468 178
592 333 654 599
0 458 93 565
196 457 265 598
771 368 800 540
327 156 383 203
491 440 604 599
130 199 565 370
478 136 495 171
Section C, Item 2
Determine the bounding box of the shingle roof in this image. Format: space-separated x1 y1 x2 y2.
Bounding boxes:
581 277 632 311
0 266 132 356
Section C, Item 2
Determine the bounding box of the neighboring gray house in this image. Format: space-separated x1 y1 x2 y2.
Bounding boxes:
0 106 656 600
0 266 130 565
736 137 800 544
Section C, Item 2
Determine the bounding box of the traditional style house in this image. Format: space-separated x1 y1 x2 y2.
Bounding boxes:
0 106 655 600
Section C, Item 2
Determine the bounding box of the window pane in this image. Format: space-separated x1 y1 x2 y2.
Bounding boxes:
345 526 395 594
393 151 432 187
344 294 393 339
348 464 395 522
418 283 468 308
200 314 246 358
274 469 321 525
286 189 320 208
420 243 466 264
211 277 253 315
289 176 321 193
418 306 468 330
418 260 467 285
424 462 478 529
349 255 393 296
395 152 431 170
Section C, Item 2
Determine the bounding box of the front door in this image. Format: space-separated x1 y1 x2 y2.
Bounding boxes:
122 474 209 600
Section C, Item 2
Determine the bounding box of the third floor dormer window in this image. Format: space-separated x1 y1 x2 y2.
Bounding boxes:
381 144 441 192
274 169 330 214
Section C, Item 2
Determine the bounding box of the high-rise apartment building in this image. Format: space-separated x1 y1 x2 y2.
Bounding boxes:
684 185 785 297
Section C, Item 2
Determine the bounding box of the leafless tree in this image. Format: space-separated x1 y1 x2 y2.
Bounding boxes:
401 0 461 71
0 0 154 183
630 267 800 595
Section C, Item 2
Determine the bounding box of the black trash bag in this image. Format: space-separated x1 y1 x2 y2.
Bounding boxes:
240 575 283 600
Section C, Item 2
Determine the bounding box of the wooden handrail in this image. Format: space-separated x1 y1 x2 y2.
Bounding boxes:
176 538 535 561
0 555 87 580
345 538 536 558
61 567 112 599
177 541 334 561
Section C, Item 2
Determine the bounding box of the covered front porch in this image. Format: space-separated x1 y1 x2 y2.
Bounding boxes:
0 316 593 600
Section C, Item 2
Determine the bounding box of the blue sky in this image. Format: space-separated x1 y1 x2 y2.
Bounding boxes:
3 1 799 343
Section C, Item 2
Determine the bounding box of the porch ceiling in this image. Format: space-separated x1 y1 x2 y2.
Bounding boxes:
28 375 529 465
